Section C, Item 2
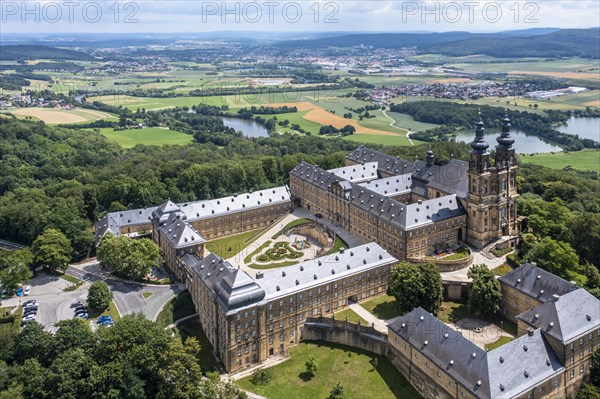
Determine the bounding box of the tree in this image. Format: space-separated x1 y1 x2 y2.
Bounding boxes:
590 347 600 387
467 264 502 317
157 338 204 399
249 368 272 386
0 248 32 291
97 235 161 281
328 382 345 399
32 228 72 273
576 384 600 399
524 237 580 279
7 322 54 366
389 262 443 314
87 281 112 311
305 355 317 378
52 319 95 356
569 212 600 266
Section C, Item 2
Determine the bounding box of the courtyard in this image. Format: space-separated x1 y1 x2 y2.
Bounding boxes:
236 341 422 399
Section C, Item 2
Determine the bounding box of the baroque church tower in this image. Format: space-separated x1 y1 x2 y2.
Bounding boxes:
465 113 519 249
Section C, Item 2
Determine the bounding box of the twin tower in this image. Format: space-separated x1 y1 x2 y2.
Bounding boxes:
465 113 519 248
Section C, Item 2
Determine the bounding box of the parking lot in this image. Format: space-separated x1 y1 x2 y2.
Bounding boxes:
3 261 185 332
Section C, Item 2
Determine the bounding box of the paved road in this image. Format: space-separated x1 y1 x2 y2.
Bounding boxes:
2 273 87 332
67 261 184 321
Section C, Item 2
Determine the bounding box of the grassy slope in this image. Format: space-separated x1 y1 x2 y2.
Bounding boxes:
519 149 600 172
237 341 422 399
334 308 368 325
156 291 196 329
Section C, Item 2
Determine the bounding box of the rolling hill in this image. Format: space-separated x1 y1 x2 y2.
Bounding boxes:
0 45 94 61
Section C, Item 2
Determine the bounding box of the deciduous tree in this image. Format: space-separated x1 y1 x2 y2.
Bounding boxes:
87 281 112 311
32 229 72 273
467 264 502 317
389 262 443 314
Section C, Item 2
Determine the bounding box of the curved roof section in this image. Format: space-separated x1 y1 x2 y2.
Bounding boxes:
215 268 266 312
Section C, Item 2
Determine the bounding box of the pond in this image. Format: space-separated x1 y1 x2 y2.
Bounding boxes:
556 117 600 142
452 128 563 154
222 117 269 138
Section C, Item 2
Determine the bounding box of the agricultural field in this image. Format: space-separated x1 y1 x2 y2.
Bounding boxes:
236 341 421 399
10 107 118 124
96 127 194 148
519 149 600 172
390 95 592 113
89 94 229 109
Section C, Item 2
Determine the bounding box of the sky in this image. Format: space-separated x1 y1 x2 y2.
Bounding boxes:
0 0 598 34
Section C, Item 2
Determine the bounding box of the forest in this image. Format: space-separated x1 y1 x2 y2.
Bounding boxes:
0 115 598 299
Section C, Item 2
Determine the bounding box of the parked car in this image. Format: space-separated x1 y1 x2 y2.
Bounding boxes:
23 306 38 315
16 287 23 297
70 301 84 308
23 300 37 307
74 305 87 312
75 309 88 317
23 286 31 296
21 313 36 322
99 320 114 327
315 213 323 218
97 316 113 324
75 313 88 319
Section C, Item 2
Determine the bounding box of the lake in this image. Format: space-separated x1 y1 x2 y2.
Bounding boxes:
452 128 563 154
223 117 269 138
556 117 600 142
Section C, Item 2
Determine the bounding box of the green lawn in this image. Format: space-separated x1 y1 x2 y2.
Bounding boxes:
60 273 84 292
437 301 517 336
520 149 600 172
334 308 368 325
89 300 121 323
491 264 514 276
236 341 422 399
0 307 22 350
248 259 301 270
156 291 196 329
271 218 312 239
206 229 261 258
98 127 194 148
324 235 349 256
484 336 514 351
343 133 414 146
173 320 218 372
360 294 403 320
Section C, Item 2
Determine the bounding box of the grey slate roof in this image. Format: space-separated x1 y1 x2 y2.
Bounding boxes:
180 186 290 223
358 174 412 197
257 243 397 302
328 162 379 183
290 162 341 191
347 145 415 175
517 288 600 343
95 206 158 240
158 214 206 248
389 307 564 399
388 307 490 397
95 186 290 244
186 253 236 295
498 263 580 304
215 268 266 312
412 159 469 199
487 329 564 399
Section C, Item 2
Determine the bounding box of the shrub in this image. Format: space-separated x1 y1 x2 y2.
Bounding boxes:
249 368 272 386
